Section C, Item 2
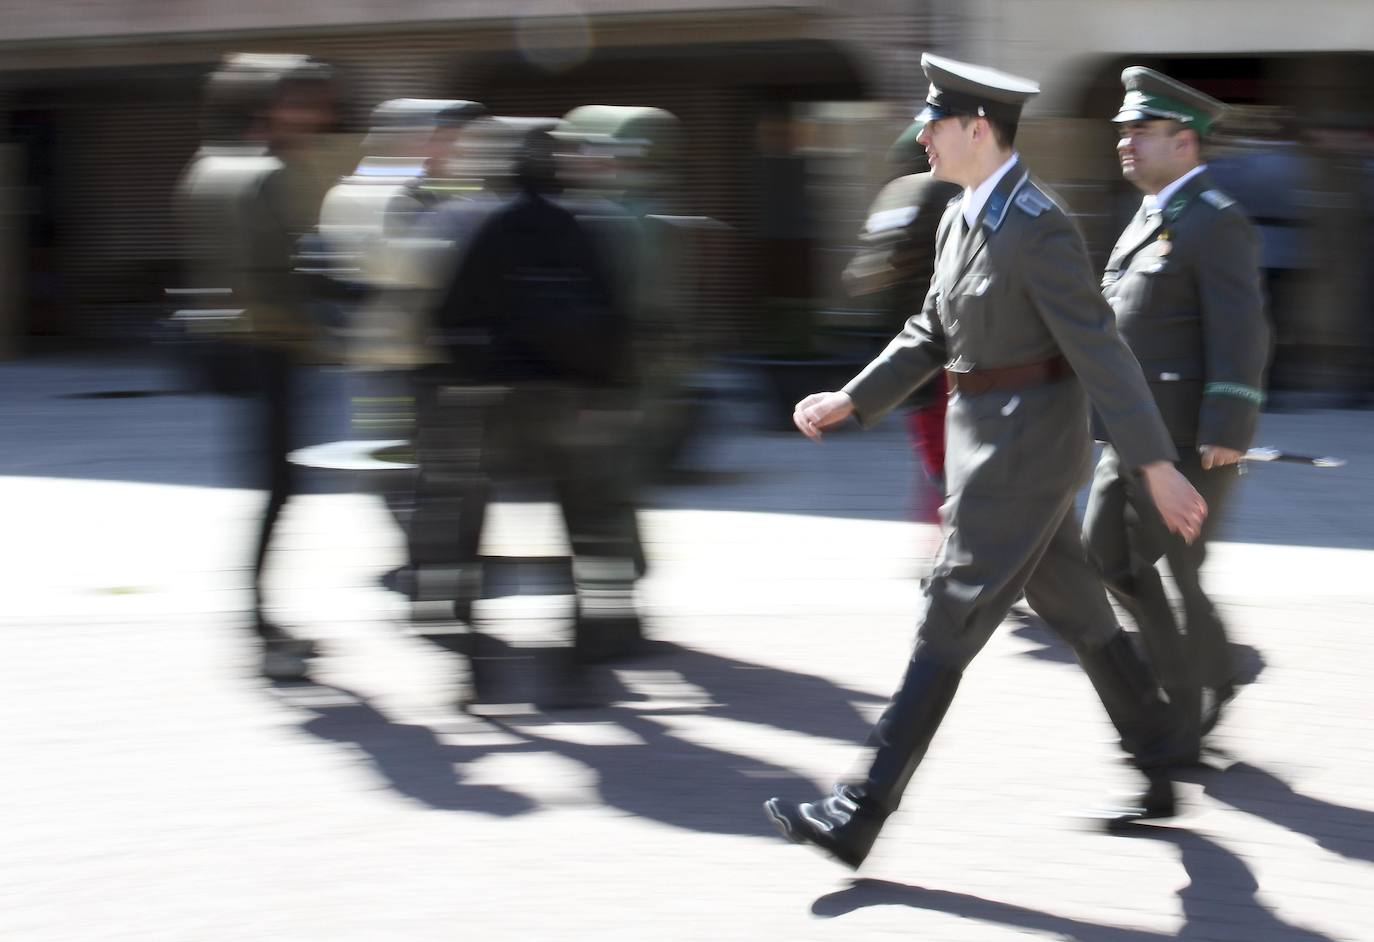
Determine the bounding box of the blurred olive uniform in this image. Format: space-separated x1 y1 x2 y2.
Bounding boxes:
1084 69 1269 744
765 55 1193 869
176 54 335 679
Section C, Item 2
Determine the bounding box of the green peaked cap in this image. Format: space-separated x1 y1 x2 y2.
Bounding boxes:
1113 67 1228 135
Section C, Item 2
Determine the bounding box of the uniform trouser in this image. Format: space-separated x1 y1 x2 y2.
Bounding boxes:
847 487 1182 818
248 346 298 634
413 383 642 630
407 373 492 608
1082 446 1241 720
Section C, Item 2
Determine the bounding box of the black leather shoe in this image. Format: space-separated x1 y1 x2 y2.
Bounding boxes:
1103 770 1177 831
763 790 884 870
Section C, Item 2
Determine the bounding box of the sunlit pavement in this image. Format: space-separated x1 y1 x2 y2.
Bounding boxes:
3 356 1372 941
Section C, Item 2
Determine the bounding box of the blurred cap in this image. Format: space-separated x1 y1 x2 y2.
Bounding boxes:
1113 67 1227 135
368 98 488 133
915 53 1039 126
555 105 681 160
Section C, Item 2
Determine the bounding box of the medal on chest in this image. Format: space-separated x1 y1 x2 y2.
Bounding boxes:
1141 230 1172 261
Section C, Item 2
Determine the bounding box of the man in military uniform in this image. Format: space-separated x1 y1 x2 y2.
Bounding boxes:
177 53 337 680
763 54 1207 869
1084 69 1269 751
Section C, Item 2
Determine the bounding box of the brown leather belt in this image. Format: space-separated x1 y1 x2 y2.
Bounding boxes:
945 355 1072 397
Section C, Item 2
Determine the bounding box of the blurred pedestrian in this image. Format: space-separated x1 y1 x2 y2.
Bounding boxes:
176 53 337 680
842 119 961 518
430 126 643 698
317 99 489 608
1084 68 1269 750
763 53 1206 869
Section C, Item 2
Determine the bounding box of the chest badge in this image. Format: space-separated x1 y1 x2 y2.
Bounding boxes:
1143 233 1172 259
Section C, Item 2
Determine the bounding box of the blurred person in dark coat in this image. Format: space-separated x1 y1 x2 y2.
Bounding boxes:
176 53 337 680
1084 69 1269 752
843 119 961 517
430 126 643 697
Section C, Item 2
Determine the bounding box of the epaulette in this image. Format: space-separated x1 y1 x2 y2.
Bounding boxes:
1200 189 1236 211
1013 186 1054 217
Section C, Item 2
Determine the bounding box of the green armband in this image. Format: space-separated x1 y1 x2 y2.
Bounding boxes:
1204 382 1265 405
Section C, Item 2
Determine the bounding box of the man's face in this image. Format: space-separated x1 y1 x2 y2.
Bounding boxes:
916 115 977 186
1116 119 1191 193
265 82 334 155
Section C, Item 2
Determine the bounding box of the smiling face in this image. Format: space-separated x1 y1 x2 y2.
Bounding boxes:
1116 118 1196 194
916 115 978 186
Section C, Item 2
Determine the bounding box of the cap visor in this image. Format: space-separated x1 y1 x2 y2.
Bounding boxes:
914 103 950 123
1113 107 1177 124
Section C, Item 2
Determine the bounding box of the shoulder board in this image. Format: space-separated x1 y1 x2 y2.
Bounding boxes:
1013 187 1054 218
1200 189 1236 211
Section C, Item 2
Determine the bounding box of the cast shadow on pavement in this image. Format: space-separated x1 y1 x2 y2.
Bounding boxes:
478 639 889 836
810 828 1335 941
274 640 886 838
274 683 538 817
1183 761 1374 866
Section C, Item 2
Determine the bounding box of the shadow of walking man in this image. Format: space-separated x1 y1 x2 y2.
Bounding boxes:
1192 761 1374 865
273 683 538 816
811 828 1335 941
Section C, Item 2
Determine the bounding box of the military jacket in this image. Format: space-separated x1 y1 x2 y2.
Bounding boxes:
1101 171 1268 451
843 159 1177 490
176 145 322 355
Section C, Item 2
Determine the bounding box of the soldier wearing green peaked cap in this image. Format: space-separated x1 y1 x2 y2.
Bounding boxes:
1084 68 1269 758
762 53 1209 870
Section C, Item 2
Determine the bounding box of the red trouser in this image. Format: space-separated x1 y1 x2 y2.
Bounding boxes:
905 373 947 480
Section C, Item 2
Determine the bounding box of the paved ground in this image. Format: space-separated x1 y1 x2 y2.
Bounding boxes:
2 354 1373 941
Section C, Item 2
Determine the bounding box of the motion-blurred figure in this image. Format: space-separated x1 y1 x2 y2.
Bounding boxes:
403 116 559 633
557 105 710 478
1084 69 1269 753
1301 114 1374 403
430 125 642 698
842 119 960 518
176 53 337 680
316 99 488 605
1206 116 1314 395
319 98 488 385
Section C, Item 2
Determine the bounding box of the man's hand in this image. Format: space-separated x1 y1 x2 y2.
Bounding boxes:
793 391 855 441
1199 445 1244 470
1140 461 1209 544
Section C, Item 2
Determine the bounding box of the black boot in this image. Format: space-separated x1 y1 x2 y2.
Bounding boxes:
764 788 884 870
1075 631 1189 827
1103 768 1176 831
764 644 961 868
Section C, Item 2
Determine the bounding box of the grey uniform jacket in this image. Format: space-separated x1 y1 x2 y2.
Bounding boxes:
842 159 1177 497
1101 171 1268 452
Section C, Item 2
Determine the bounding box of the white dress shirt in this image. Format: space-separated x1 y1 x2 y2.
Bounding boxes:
1142 164 1207 216
962 153 1021 229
